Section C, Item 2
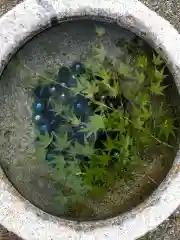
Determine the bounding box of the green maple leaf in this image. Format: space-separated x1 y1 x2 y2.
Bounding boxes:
138 124 152 145
159 118 176 140
50 100 74 121
109 80 120 98
102 135 120 153
93 44 107 62
94 101 109 114
93 167 107 182
152 102 166 123
81 115 105 138
140 106 152 120
84 81 99 98
136 55 148 68
69 141 95 157
84 57 102 74
72 75 99 99
135 92 150 106
66 160 83 178
71 74 88 95
54 193 68 210
70 116 81 126
96 151 111 166
120 134 133 150
64 162 91 195
37 131 53 148
95 26 105 37
150 81 167 95
53 132 71 151
50 101 65 116
152 53 164 66
85 165 107 183
118 62 133 78
154 67 166 83
96 69 111 85
63 106 75 120
105 109 128 133
53 155 66 172
136 72 145 84
132 117 145 130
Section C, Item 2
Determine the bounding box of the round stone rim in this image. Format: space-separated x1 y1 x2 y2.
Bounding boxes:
1 0 180 239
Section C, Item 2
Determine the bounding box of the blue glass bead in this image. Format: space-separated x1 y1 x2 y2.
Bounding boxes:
39 124 48 133
75 64 81 71
46 153 54 162
50 115 63 132
72 74 76 80
71 61 85 75
34 102 43 112
57 66 70 84
61 82 66 87
50 86 56 93
34 85 51 99
60 93 65 98
68 75 77 88
36 102 42 109
34 115 41 121
100 95 106 100
114 152 120 157
76 103 81 108
83 156 89 161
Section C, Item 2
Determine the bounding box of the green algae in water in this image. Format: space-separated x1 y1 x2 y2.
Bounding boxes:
0 19 179 221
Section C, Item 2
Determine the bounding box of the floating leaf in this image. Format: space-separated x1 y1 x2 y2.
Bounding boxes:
135 92 150 106
95 26 105 37
70 116 81 126
84 57 102 74
71 74 89 95
136 71 145 84
102 135 120 153
50 101 65 116
94 101 109 114
118 62 133 78
93 44 107 62
150 81 167 95
81 115 105 138
154 67 166 82
69 141 95 157
159 117 176 140
84 81 99 98
109 80 120 98
96 151 111 166
96 68 111 85
152 53 164 66
53 155 66 171
132 117 145 130
53 132 71 151
37 131 53 148
136 55 148 68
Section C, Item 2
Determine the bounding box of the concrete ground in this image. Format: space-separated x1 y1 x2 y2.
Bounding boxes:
0 0 180 239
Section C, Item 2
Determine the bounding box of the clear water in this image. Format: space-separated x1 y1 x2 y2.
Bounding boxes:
0 18 179 220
